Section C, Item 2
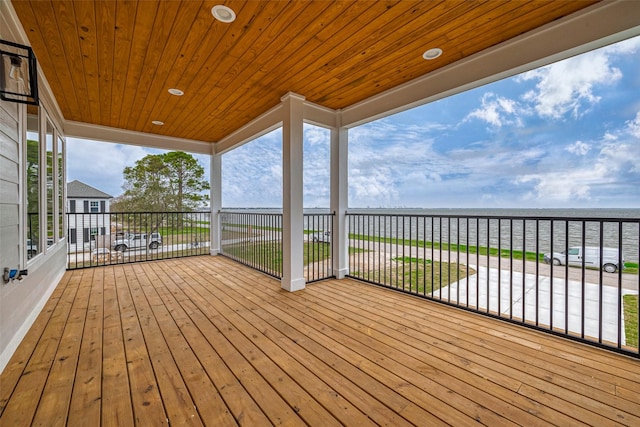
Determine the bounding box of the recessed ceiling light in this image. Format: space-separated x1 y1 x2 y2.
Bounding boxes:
152 120 164 126
422 48 443 60
168 88 184 96
212 5 236 23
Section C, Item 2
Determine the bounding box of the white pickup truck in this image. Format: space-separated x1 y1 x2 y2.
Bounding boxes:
112 232 162 252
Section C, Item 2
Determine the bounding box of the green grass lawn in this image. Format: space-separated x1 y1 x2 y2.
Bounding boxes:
350 233 639 274
221 241 363 275
623 294 638 348
352 256 476 294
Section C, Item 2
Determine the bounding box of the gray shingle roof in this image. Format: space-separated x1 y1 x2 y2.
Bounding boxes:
67 180 113 199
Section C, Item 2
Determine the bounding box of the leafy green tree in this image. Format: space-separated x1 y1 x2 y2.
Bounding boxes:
112 151 210 212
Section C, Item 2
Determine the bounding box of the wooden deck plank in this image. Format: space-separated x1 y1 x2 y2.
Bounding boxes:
158 266 344 426
198 256 640 426
100 266 135 426
331 281 640 423
131 263 237 426
306 277 637 426
342 276 640 399
1 256 639 427
310 278 635 420
171 260 381 426
122 264 203 426
203 259 524 427
112 265 167 426
189 258 486 426
0 271 69 416
67 267 104 424
177 258 447 427
0 270 82 426
172 293 307 426
282 289 568 426
143 265 275 426
31 268 93 425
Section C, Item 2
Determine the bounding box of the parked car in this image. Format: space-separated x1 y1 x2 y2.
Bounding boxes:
543 246 625 273
312 231 331 243
112 232 162 252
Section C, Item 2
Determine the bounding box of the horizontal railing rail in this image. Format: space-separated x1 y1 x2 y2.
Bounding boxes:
346 212 640 358
219 211 335 282
66 211 211 269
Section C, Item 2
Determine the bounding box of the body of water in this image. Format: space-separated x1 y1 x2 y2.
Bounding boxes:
222 208 640 261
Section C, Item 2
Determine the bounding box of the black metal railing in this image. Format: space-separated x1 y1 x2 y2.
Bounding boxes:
27 212 40 260
220 211 335 282
304 212 335 282
220 211 284 278
346 212 640 358
66 211 211 269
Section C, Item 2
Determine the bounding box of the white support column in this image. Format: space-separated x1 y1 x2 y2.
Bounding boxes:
210 150 222 256
330 117 349 279
281 92 306 292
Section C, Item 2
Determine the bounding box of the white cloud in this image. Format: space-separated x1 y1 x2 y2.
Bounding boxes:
466 92 524 128
565 141 591 156
516 138 640 203
348 121 453 206
303 125 330 207
604 35 640 55
222 129 282 207
627 111 640 139
66 139 157 196
519 47 623 119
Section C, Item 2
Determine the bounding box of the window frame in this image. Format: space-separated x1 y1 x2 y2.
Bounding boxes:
24 105 66 263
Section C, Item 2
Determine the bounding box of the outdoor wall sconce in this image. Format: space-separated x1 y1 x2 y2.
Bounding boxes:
0 39 39 105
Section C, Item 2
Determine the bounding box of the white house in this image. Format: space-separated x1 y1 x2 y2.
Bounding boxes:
66 180 113 253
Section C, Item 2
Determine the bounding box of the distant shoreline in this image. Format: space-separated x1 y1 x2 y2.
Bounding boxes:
223 207 640 219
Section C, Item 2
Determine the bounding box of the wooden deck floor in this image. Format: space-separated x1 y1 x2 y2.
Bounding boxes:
1 256 639 426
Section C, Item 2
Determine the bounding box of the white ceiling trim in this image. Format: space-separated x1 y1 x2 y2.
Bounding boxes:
64 120 212 154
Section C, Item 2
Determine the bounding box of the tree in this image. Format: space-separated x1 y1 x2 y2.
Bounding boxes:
112 151 210 212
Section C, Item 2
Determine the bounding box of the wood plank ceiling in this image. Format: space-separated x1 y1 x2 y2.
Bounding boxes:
12 0 599 143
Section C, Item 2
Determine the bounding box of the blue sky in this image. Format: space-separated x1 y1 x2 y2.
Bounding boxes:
68 35 640 209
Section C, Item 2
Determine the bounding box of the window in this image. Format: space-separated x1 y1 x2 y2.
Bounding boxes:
69 228 77 244
69 200 76 213
57 136 64 241
45 120 54 243
90 201 99 213
26 108 40 259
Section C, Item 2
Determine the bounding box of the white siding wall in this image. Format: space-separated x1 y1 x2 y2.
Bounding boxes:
0 101 21 267
67 197 112 253
0 2 67 373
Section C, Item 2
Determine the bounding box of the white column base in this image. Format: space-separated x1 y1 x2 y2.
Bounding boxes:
281 277 306 292
334 268 349 280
